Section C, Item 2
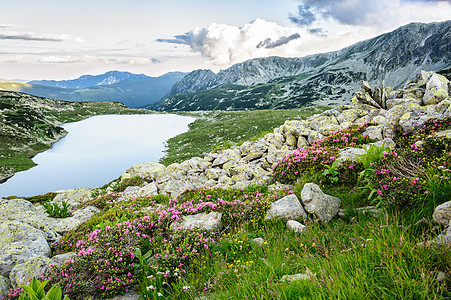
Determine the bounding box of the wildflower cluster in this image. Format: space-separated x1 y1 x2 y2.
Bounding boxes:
273 123 374 183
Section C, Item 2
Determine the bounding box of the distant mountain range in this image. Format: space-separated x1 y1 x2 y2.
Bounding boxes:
153 21 451 111
29 70 152 89
0 71 186 108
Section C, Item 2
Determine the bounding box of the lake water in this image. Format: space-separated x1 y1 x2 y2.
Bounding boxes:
0 114 195 197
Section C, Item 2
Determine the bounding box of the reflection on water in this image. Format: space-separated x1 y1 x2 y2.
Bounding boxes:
0 114 195 197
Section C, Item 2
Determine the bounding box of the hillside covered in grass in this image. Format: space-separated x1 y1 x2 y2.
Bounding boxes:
0 70 450 300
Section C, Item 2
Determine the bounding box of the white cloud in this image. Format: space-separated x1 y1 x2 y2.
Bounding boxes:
39 55 160 65
157 18 304 65
291 0 451 31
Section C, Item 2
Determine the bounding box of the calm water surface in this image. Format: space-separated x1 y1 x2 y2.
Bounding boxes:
0 114 195 197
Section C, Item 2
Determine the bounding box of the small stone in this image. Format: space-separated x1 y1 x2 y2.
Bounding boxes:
433 201 451 226
280 273 309 282
286 220 306 233
252 238 265 245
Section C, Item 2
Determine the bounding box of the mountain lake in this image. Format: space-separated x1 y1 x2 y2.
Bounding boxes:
0 114 195 197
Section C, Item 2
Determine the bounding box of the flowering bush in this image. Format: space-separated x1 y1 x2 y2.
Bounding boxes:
273 123 374 183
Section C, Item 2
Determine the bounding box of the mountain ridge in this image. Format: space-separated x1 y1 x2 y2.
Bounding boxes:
156 21 451 111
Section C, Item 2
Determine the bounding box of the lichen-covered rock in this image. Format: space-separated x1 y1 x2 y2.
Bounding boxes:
432 222 451 245
301 183 341 223
423 73 449 105
9 256 52 288
383 102 420 138
386 98 422 110
72 205 100 224
0 221 50 257
264 194 307 221
286 220 306 233
137 182 158 197
0 198 38 221
170 212 222 231
285 133 297 148
335 147 366 168
205 168 225 180
50 252 76 267
211 149 241 167
365 138 396 151
398 108 437 134
363 125 383 141
126 162 166 181
53 188 92 209
336 109 365 124
0 244 36 276
433 201 451 226
240 139 268 161
0 274 11 298
161 175 208 199
307 130 324 145
282 120 311 137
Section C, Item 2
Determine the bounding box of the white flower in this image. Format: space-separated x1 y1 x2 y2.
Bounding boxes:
146 285 156 291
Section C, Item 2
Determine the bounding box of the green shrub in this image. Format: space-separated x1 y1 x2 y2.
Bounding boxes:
19 277 69 300
42 200 71 218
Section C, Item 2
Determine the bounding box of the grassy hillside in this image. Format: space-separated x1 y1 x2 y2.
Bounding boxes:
0 91 151 182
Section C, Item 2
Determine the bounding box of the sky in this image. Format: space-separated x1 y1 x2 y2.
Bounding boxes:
0 0 450 81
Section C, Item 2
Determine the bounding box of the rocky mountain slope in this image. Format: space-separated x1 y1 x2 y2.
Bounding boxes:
29 71 153 89
0 91 149 182
156 21 450 111
1 72 186 108
1 70 450 299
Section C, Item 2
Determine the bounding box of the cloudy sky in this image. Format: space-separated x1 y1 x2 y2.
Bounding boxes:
0 0 450 81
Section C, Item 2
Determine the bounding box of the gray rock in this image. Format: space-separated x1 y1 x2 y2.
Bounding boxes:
170 212 222 231
433 223 451 245
0 221 50 257
0 244 36 276
0 274 11 298
9 256 52 288
280 273 309 282
0 199 39 221
364 138 396 151
53 188 92 209
108 291 141 300
206 168 226 180
363 125 383 141
433 201 451 226
335 147 366 168
50 252 77 267
72 206 100 224
252 238 265 245
286 220 306 233
301 183 341 223
307 130 324 145
264 195 308 221
423 73 449 105
126 162 166 181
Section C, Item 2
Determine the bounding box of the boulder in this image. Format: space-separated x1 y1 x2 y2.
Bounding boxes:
137 182 158 197
301 183 341 223
72 205 100 224
307 131 324 145
240 139 268 161
432 222 451 245
206 168 226 180
398 108 437 134
365 138 396 151
0 221 50 257
125 162 166 181
0 198 39 221
282 120 311 137
50 252 77 267
9 256 52 288
423 73 449 106
433 201 451 226
286 220 306 233
0 274 11 298
335 148 366 168
363 125 383 141
383 102 420 138
170 212 222 231
264 195 307 221
0 244 36 276
53 188 92 209
211 149 241 167
336 109 364 124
